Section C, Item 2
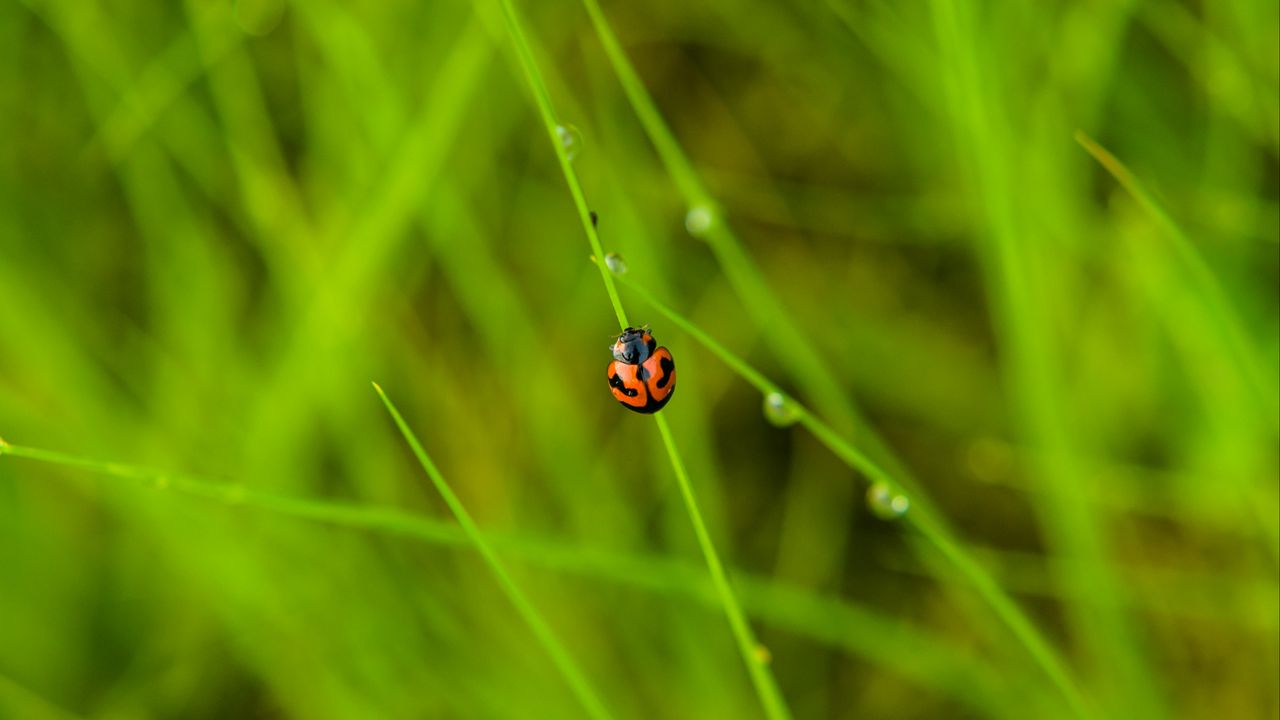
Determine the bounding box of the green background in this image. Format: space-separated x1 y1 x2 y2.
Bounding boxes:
0 0 1276 718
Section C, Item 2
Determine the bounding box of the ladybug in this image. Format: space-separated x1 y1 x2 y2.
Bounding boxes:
607 326 676 414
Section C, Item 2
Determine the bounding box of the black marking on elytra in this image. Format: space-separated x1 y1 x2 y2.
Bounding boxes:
656 356 674 388
637 365 652 381
609 372 638 397
643 384 673 413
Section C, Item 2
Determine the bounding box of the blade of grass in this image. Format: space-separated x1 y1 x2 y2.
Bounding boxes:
574 1 934 534
1075 131 1280 565
882 543 1280 631
489 0 625 329
87 11 239 163
236 19 494 490
1074 129 1277 429
607 271 1091 719
652 413 791 720
577 0 862 440
0 438 1022 717
487 1 791 716
576 0 936 627
179 0 315 268
371 384 612 720
0 438 456 543
929 2 1158 717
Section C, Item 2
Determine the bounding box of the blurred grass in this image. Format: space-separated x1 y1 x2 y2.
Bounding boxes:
610 268 1089 715
373 385 613 720
0 0 1277 718
488 0 791 713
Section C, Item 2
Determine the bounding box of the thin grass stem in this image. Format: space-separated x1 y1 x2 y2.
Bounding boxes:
653 414 791 720
490 0 626 329
0 438 1020 716
610 272 1091 719
576 0 863 443
1074 130 1277 429
487 1 792 716
372 383 613 720
1075 130 1280 564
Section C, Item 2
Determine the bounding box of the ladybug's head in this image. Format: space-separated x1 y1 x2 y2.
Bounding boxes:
611 326 656 364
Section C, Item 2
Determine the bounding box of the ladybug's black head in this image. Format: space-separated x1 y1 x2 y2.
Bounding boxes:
611 326 656 364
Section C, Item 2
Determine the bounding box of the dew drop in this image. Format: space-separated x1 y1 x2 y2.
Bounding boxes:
762 392 800 427
555 124 582 162
604 252 628 275
866 481 909 520
684 205 714 237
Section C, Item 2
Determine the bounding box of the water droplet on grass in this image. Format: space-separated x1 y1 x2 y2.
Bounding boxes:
555 124 582 161
604 252 628 274
762 392 799 427
685 205 714 237
866 482 909 520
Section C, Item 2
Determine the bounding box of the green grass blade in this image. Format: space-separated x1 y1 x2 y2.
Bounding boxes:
1074 129 1277 429
486 1 792 715
653 414 792 720
371 383 613 720
576 0 944 636
577 0 865 444
928 2 1155 716
0 438 1021 715
489 0 627 329
609 272 1091 718
577 0 704 204
0 439 461 544
1076 130 1280 563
